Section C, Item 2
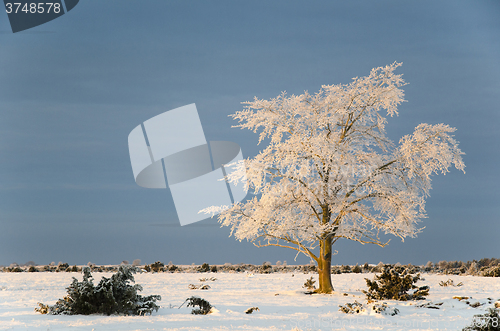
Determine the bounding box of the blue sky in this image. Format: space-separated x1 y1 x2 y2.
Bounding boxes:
0 0 499 266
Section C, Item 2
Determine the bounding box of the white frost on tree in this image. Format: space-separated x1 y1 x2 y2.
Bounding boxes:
203 62 465 293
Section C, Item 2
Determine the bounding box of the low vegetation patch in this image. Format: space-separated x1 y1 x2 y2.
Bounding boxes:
303 276 316 291
245 307 259 314
180 296 213 315
439 279 463 287
363 265 429 301
144 261 164 273
339 301 365 314
462 308 500 331
35 266 161 315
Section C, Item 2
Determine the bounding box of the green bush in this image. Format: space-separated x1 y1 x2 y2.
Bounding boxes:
482 266 500 277
144 261 164 273
363 265 429 301
352 264 362 273
303 276 316 290
57 263 69 272
181 296 213 315
35 265 161 315
339 301 365 314
198 263 210 273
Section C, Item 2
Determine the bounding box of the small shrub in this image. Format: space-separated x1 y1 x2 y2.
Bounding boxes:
28 266 38 272
374 261 385 272
352 264 362 273
470 302 482 308
339 301 365 314
132 259 141 267
363 265 429 301
303 276 316 290
181 296 213 315
8 266 23 272
210 265 217 273
145 261 164 273
35 265 161 315
341 265 351 273
439 279 463 287
245 307 259 314
371 302 399 316
302 264 316 273
482 266 500 277
462 308 500 331
259 262 272 273
167 263 178 272
188 284 211 290
198 263 210 273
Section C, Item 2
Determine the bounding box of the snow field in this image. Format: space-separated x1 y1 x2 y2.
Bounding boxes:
0 271 499 330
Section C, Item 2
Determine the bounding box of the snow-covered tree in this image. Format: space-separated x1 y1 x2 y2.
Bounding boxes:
204 63 465 293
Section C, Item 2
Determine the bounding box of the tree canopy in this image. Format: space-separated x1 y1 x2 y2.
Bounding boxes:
204 62 465 267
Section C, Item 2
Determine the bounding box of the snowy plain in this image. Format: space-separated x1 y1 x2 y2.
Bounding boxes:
0 269 499 331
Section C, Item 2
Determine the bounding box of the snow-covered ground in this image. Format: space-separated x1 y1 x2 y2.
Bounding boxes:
0 270 499 330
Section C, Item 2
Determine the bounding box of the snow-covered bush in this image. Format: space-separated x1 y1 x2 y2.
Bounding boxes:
439 279 463 287
303 276 316 290
259 262 272 273
371 302 399 316
35 265 161 316
188 284 210 290
168 263 179 272
245 307 259 314
462 308 500 331
302 264 316 273
198 263 210 273
7 266 23 272
144 261 164 273
352 264 362 273
341 265 351 273
57 263 69 272
363 265 429 301
181 296 213 315
373 262 385 273
482 266 500 277
339 301 365 314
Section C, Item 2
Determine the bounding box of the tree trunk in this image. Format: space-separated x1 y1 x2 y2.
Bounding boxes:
315 236 334 293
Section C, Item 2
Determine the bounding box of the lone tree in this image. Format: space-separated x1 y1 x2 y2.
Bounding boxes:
204 63 465 293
